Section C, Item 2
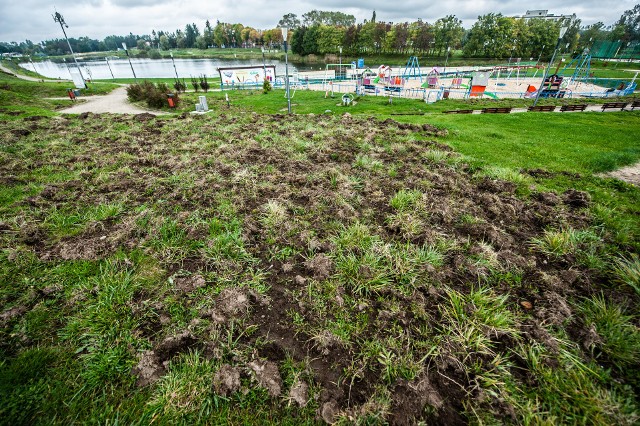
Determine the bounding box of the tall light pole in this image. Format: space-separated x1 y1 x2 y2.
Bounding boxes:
444 46 450 74
53 11 85 84
122 42 137 80
534 25 569 107
170 51 179 80
261 46 267 79
105 57 115 80
280 27 291 114
536 44 546 64
339 45 342 79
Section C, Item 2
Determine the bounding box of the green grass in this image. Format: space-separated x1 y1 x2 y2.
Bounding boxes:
0 67 639 425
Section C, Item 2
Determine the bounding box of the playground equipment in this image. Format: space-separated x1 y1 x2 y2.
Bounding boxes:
561 48 592 84
468 71 489 97
537 74 568 98
402 56 423 83
425 68 439 88
341 93 354 106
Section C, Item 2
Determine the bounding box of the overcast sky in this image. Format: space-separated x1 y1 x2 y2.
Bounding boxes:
1 0 636 44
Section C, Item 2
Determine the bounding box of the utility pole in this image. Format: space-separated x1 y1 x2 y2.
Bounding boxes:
281 27 291 114
122 43 137 80
53 11 85 84
105 57 115 80
170 51 179 79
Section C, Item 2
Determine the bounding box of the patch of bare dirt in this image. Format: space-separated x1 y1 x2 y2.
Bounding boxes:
602 161 640 186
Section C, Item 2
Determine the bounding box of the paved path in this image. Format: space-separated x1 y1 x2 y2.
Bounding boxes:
59 86 168 115
0 62 67 83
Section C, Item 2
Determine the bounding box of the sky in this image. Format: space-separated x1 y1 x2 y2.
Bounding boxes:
1 0 637 44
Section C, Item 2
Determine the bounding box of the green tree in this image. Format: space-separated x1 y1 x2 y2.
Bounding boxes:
204 20 214 48
302 25 320 54
316 25 344 54
159 35 169 50
278 13 301 29
291 27 307 54
433 15 464 54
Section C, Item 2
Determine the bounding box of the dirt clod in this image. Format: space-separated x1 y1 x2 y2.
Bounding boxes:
562 189 591 208
320 400 339 424
213 364 242 396
0 306 27 323
134 113 156 122
173 274 206 293
289 380 309 407
131 331 197 387
305 254 334 279
390 376 444 425
249 359 282 397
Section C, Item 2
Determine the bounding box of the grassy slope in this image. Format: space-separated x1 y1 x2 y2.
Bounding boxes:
0 75 639 425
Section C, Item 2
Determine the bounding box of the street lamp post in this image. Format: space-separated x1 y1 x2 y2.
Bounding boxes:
444 46 450 74
170 51 179 80
122 43 137 80
53 11 85 84
280 27 291 114
105 57 115 80
536 44 546 64
261 46 267 78
533 25 569 107
339 46 342 79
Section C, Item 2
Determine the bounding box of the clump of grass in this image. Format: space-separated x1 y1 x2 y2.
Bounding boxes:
389 189 422 211
422 149 450 163
353 154 383 171
578 295 640 372
611 254 640 295
146 350 216 418
530 227 602 260
481 166 533 187
260 200 287 230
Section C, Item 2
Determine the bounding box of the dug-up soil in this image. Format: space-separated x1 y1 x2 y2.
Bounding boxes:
0 110 638 424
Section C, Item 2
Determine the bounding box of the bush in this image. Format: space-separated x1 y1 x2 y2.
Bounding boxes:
263 78 272 94
190 77 199 92
126 80 178 109
173 79 187 93
199 75 210 92
148 49 162 60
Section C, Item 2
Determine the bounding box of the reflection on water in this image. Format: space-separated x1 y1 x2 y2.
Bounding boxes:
22 57 310 80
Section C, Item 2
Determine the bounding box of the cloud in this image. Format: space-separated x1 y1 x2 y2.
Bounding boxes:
1 0 637 43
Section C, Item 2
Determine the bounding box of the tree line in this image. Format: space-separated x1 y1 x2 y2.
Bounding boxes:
1 6 638 59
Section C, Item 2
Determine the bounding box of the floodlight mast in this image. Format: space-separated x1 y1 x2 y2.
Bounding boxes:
53 11 85 82
533 24 569 107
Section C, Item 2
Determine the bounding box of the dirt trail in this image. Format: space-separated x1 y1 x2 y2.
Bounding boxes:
604 161 640 186
60 86 169 115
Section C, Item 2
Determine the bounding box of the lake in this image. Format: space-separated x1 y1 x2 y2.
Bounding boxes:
22 57 315 80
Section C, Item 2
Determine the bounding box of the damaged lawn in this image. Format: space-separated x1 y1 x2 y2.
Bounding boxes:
1 111 639 425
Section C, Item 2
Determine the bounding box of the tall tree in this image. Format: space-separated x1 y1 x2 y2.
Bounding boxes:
278 13 301 29
433 15 464 54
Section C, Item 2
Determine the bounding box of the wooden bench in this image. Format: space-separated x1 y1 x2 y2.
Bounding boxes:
443 109 474 114
559 104 587 112
481 107 512 114
528 105 556 112
601 102 628 112
630 100 640 111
